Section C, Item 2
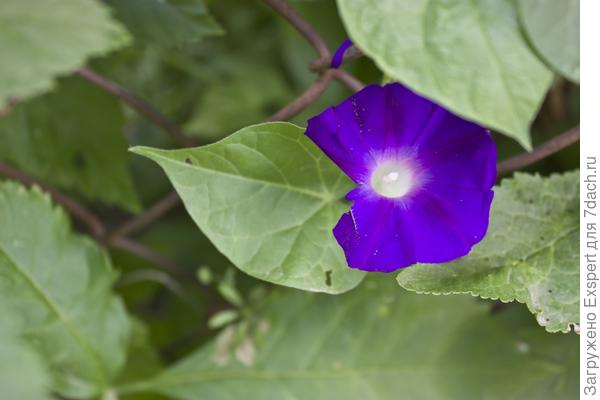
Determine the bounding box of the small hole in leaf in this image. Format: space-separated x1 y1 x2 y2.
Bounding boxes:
325 270 332 287
185 157 193 164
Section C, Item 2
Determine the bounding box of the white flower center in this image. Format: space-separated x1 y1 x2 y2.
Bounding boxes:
370 160 413 198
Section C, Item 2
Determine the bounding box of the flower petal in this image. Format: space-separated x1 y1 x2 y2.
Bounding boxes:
306 84 438 183
333 195 416 272
334 186 493 272
415 107 497 191
308 83 497 272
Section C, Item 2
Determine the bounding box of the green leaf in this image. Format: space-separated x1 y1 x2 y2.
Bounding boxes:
518 0 580 83
0 307 51 400
0 76 140 212
115 319 166 400
336 0 553 149
0 182 132 398
119 277 578 400
398 171 579 333
107 0 223 48
184 62 291 140
0 0 130 104
131 122 365 293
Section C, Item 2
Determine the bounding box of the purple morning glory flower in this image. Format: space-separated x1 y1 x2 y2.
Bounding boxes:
305 83 496 272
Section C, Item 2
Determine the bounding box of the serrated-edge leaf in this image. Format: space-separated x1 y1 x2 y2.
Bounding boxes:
0 181 131 397
397 171 579 333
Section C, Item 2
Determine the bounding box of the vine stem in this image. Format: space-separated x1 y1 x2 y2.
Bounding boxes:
0 162 190 279
310 46 364 71
268 70 334 121
76 68 194 147
0 161 106 238
263 0 365 118
263 0 330 59
497 125 580 175
109 236 190 277
109 191 181 240
332 69 366 92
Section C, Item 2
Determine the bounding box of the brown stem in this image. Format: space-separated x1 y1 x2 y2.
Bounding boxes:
497 125 580 176
0 161 106 238
263 0 330 59
109 236 190 277
332 69 366 93
310 46 364 72
268 71 334 121
110 191 181 240
76 68 193 147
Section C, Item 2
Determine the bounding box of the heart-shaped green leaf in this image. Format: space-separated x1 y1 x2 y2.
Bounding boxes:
337 0 553 149
131 122 365 293
518 0 580 82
